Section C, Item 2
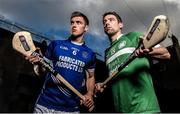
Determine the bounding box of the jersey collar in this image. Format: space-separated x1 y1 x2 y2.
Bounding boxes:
111 34 123 45
116 34 123 40
71 40 84 46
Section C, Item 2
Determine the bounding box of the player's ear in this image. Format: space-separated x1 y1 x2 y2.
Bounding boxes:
119 22 123 29
84 25 89 32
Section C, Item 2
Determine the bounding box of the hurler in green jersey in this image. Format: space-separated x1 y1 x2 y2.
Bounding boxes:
105 32 160 113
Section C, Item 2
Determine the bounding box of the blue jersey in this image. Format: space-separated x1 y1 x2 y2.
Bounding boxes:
36 39 96 112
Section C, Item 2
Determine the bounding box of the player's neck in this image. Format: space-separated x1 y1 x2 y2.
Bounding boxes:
110 31 122 42
70 34 84 44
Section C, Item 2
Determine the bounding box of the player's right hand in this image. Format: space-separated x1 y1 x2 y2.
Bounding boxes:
95 83 106 93
135 48 151 57
25 47 42 64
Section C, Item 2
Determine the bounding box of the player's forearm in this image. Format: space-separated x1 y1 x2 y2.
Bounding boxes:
149 47 171 59
86 74 95 96
150 53 170 59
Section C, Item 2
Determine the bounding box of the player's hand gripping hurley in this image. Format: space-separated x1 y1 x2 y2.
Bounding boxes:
102 15 170 87
12 31 94 112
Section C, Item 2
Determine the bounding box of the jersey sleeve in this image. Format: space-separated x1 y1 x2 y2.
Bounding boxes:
86 52 96 71
44 41 56 60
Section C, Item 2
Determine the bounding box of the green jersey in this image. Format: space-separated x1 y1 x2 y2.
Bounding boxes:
105 32 160 113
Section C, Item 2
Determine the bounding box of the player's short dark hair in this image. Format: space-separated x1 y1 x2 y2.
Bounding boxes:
103 11 122 23
71 11 89 25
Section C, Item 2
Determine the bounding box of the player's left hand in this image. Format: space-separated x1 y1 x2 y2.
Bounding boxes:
80 93 94 109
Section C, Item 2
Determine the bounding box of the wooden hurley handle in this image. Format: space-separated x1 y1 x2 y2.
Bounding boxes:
55 73 94 112
102 52 136 86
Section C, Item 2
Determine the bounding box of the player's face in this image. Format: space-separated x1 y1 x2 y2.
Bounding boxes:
103 14 123 36
70 16 88 37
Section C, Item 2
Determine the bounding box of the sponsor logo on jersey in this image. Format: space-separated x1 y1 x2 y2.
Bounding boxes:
56 55 85 73
60 45 68 50
118 41 126 49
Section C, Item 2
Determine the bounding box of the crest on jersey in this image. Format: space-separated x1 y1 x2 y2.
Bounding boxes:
82 51 88 59
118 41 126 49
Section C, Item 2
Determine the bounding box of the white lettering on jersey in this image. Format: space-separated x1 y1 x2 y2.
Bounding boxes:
109 63 128 76
55 56 85 73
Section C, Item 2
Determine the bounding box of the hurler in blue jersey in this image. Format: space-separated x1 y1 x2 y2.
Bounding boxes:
25 11 96 113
